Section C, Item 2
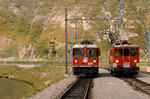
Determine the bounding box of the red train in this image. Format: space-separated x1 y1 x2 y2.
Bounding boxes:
108 42 139 75
72 40 101 76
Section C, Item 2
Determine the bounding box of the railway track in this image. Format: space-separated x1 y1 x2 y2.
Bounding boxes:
59 78 92 99
121 78 150 96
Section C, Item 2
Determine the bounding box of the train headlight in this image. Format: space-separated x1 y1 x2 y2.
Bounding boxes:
93 60 96 63
75 60 78 63
134 60 137 63
115 60 119 63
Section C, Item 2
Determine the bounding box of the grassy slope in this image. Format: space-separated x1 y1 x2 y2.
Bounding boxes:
0 65 68 94
124 0 150 61
0 0 149 62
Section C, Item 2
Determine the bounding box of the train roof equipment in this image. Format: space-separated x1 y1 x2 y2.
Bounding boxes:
111 40 138 47
73 40 98 48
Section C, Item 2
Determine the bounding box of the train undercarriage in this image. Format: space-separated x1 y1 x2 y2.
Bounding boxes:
73 67 99 77
110 67 139 75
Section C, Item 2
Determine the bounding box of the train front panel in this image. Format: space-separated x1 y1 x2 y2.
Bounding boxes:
72 45 100 76
109 46 139 75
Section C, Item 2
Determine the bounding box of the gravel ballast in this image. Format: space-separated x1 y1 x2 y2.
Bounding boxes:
30 76 77 99
136 73 150 84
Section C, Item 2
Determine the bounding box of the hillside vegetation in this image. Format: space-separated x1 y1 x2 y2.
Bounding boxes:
0 0 150 63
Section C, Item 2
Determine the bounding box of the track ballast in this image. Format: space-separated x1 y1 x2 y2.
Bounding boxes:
60 78 92 99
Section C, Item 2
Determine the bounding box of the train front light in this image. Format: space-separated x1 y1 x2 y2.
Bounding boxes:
134 60 137 63
115 60 119 63
75 60 78 63
93 60 96 63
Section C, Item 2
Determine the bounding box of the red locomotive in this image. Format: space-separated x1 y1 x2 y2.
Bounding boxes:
72 40 101 76
108 41 139 75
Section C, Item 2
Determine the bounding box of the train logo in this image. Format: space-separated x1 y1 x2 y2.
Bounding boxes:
108 41 139 75
72 40 101 76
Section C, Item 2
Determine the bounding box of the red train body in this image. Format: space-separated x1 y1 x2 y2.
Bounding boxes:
108 44 139 75
72 42 100 76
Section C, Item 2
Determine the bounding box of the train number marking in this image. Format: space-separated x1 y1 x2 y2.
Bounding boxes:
88 62 93 65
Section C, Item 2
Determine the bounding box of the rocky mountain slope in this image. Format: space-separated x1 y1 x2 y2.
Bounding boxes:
0 0 149 62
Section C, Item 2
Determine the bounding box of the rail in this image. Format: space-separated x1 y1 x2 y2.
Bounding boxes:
121 78 150 96
59 78 92 99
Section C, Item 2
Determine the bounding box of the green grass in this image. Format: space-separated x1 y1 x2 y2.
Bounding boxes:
0 65 71 97
0 59 72 66
0 78 34 99
0 45 19 58
0 61 45 65
0 0 150 64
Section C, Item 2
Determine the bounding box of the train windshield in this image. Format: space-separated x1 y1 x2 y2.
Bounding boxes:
124 48 129 56
130 48 138 56
73 48 84 57
115 49 123 56
87 48 98 57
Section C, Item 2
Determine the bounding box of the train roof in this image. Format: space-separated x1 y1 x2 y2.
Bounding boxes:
111 40 139 48
112 44 139 48
73 44 98 48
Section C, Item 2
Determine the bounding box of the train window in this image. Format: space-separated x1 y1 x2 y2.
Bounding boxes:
87 48 98 57
124 48 129 56
130 48 138 56
73 48 84 57
115 49 122 56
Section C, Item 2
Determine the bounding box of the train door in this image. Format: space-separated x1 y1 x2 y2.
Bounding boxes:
114 48 123 67
123 48 130 68
130 48 139 67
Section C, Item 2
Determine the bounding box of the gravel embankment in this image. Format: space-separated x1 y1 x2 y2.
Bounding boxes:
136 73 150 84
91 68 150 99
30 76 77 99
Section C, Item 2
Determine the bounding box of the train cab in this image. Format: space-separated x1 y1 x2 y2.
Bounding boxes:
72 40 101 76
109 44 139 75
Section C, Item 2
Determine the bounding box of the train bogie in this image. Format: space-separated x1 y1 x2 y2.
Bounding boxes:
73 67 98 76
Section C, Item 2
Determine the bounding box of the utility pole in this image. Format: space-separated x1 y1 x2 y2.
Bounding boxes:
65 8 68 74
70 46 72 66
49 48 51 66
72 31 74 46
70 31 74 65
148 28 149 66
75 22 77 44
